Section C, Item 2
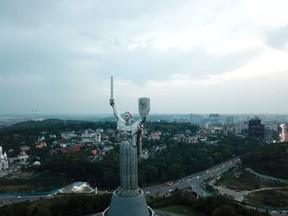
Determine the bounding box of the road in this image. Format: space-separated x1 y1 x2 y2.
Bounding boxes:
142 157 241 197
280 123 287 142
0 194 55 206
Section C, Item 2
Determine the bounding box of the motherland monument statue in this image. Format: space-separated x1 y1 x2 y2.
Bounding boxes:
101 76 155 216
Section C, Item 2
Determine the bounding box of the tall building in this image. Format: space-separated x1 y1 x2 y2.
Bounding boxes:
190 114 200 125
248 116 264 139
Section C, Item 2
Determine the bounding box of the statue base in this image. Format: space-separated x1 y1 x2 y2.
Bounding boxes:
101 189 155 216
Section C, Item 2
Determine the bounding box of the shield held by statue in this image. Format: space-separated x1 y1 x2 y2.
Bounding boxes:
138 97 150 119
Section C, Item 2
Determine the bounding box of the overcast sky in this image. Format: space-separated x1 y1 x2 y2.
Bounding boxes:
1 0 288 115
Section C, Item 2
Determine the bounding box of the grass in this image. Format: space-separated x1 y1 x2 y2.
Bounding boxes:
215 166 288 191
158 205 205 216
244 188 288 207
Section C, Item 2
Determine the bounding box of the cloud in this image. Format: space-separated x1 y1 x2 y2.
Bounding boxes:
144 70 288 114
265 25 288 51
1 0 288 114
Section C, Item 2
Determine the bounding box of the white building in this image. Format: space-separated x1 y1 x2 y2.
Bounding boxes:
0 146 9 172
61 131 77 140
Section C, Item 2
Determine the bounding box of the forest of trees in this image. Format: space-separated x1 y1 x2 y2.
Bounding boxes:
241 143 288 180
36 135 264 189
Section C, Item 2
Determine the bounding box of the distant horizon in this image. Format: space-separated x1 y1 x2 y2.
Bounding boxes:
1 112 288 126
1 112 288 117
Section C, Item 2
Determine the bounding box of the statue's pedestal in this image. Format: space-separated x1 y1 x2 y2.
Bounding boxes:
103 189 154 216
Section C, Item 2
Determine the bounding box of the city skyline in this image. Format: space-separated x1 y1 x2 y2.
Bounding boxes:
1 0 288 115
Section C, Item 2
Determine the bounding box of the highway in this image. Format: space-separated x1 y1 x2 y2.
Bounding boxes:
142 157 241 197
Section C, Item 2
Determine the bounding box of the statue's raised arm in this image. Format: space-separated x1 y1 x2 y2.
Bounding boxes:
110 99 125 128
110 99 118 118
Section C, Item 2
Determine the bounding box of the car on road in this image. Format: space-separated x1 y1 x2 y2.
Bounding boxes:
164 181 173 186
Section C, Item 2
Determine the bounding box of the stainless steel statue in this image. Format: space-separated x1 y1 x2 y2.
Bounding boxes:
100 76 153 216
109 76 150 197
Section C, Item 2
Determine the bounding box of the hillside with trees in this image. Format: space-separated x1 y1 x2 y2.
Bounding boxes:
241 143 288 179
33 135 264 189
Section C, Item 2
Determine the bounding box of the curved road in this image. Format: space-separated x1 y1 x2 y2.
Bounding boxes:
142 158 241 197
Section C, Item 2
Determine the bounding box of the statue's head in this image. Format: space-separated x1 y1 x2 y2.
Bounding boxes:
124 112 132 123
